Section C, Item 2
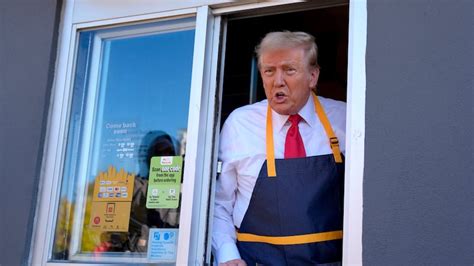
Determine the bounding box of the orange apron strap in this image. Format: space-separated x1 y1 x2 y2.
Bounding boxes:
237 230 343 245
266 105 277 177
312 93 343 163
265 94 343 176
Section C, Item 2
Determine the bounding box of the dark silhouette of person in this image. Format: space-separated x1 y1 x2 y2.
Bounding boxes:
127 131 181 252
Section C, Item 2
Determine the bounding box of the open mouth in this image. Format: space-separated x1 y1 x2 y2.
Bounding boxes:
273 92 287 103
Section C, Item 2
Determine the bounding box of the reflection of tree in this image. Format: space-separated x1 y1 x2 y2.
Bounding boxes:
53 166 139 258
81 181 102 252
53 197 74 258
53 181 102 259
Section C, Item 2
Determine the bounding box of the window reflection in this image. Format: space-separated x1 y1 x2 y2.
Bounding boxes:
52 18 194 261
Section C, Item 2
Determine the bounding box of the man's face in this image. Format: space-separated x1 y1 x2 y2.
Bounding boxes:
259 47 319 115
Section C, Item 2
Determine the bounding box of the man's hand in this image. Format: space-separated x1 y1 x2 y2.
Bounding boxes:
219 259 247 266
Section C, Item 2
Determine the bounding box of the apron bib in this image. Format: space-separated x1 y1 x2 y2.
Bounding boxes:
236 94 344 265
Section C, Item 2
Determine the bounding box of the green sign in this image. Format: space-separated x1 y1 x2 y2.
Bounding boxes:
146 156 183 209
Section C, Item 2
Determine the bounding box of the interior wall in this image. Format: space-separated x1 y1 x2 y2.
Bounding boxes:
364 0 473 264
222 5 349 125
0 0 61 265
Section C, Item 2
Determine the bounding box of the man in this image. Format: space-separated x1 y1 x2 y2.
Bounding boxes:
213 31 346 266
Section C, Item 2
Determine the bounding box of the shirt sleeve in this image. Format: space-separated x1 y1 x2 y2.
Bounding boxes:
322 97 347 154
333 101 347 154
212 114 242 263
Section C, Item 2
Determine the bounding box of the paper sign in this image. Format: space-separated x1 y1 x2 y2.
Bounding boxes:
147 228 179 261
91 166 134 202
89 201 131 232
89 166 134 231
146 156 183 209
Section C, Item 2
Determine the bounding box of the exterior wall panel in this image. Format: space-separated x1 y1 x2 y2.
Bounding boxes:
72 0 248 23
364 0 473 264
0 0 60 265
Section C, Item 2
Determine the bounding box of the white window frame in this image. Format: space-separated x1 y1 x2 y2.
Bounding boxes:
30 4 220 266
210 2 367 264
68 19 197 263
30 1 366 265
342 1 366 264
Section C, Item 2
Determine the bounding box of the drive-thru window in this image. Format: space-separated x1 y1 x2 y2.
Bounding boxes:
31 1 366 265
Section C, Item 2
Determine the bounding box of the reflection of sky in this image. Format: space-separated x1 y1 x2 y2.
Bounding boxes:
91 29 195 178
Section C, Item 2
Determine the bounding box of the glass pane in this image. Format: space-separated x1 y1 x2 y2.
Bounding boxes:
52 17 195 263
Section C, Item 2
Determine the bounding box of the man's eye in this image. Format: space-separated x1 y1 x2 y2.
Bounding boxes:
286 68 296 74
264 69 274 75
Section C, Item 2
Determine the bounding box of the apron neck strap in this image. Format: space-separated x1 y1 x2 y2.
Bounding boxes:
266 92 343 177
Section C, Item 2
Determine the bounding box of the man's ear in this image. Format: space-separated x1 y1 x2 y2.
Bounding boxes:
309 68 320 88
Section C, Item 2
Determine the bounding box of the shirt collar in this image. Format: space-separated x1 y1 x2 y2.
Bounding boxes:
272 95 317 133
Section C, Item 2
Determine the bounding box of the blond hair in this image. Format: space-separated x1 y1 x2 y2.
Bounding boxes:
255 31 319 70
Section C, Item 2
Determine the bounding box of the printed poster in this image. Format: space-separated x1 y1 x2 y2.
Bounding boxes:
89 166 134 232
146 156 183 209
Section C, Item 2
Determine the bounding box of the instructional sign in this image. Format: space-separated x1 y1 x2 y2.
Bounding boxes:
147 228 179 261
146 156 183 209
89 166 134 232
89 202 131 232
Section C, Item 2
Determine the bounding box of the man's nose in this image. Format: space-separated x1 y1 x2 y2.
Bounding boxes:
273 70 285 87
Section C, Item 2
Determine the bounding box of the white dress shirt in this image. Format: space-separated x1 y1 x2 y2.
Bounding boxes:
212 95 346 263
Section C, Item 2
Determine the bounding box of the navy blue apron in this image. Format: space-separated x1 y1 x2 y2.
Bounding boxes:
236 94 344 265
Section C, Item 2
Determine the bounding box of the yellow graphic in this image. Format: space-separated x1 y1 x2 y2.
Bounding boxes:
92 165 134 202
89 166 134 232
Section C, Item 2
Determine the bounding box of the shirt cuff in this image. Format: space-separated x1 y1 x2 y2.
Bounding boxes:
216 242 241 263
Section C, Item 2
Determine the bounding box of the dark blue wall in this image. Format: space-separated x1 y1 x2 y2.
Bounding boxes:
0 0 60 265
365 0 473 265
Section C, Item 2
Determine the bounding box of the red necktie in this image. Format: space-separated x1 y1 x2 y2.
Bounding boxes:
284 114 306 158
